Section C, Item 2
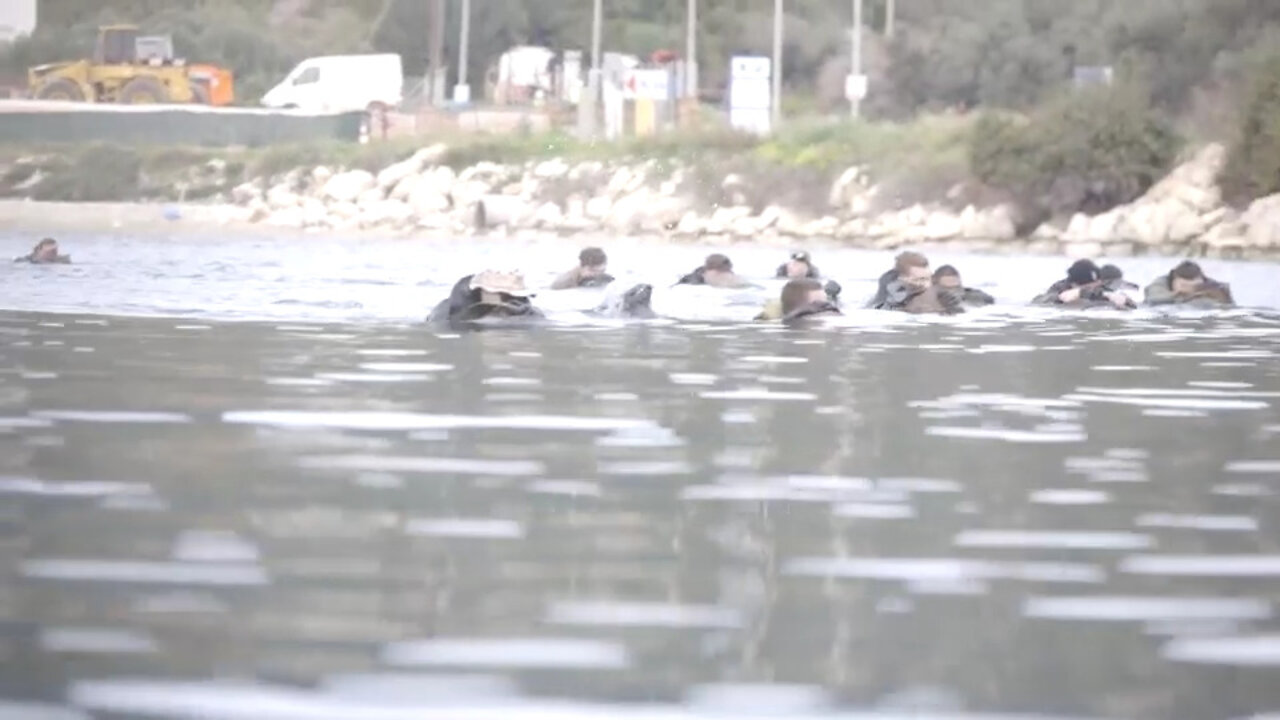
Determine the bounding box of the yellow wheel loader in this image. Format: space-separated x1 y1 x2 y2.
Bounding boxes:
28 25 235 106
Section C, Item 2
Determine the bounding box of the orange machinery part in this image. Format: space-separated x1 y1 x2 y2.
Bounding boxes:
188 64 235 106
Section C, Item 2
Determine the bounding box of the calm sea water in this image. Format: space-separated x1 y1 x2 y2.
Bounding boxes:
2 230 1280 720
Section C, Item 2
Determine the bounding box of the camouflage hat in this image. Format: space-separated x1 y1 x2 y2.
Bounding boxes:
470 270 534 297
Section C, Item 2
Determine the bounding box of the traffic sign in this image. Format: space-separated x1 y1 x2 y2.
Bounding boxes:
731 56 771 80
729 55 772 134
623 69 671 100
845 73 868 101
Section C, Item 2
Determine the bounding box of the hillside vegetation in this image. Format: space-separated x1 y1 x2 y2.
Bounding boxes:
4 1 1280 210
2 0 1279 115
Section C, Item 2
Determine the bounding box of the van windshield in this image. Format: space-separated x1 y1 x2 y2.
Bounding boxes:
292 66 320 85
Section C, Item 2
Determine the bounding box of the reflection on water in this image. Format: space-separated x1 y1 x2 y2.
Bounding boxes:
2 307 1280 720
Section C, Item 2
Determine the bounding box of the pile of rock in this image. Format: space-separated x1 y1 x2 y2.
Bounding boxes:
1041 144 1280 257
227 142 1021 249
223 139 1280 258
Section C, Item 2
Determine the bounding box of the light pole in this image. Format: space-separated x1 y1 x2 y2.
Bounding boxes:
885 0 894 37
686 0 697 98
586 0 603 137
429 0 445 106
456 0 471 102
851 0 862 117
771 0 782 129
591 0 602 74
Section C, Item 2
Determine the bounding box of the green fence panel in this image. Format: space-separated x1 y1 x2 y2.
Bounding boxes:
0 105 363 146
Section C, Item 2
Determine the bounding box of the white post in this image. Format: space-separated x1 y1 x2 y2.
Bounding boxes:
686 0 698 98
586 0 603 138
455 0 471 102
432 0 446 106
771 0 782 129
885 0 895 38
851 0 862 117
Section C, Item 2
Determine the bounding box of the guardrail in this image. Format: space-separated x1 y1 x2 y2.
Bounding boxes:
0 99 364 146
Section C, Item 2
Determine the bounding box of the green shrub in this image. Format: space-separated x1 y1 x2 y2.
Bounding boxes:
1220 51 1280 206
968 84 1182 217
31 144 142 201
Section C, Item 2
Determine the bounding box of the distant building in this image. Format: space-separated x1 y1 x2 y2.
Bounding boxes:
0 0 37 42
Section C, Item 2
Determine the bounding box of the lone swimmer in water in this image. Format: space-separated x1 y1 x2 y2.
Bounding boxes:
14 238 70 264
550 246 614 289
932 265 994 308
873 251 962 315
778 278 841 322
426 269 546 329
775 250 821 280
1143 260 1235 307
675 253 755 288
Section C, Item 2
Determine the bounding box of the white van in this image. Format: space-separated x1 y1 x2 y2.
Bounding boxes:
261 54 403 113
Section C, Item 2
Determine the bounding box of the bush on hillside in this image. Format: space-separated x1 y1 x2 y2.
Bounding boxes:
1219 51 1280 206
968 83 1181 220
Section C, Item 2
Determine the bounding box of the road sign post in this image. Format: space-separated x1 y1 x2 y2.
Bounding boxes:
729 55 772 135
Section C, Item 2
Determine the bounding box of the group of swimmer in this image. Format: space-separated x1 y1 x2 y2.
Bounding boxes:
423 244 1237 330
16 237 1236 329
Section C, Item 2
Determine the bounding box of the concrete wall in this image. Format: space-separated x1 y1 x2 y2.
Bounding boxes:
0 101 363 146
0 0 36 42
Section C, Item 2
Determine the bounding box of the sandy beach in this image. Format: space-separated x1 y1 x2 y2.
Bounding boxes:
0 198 799 249
0 199 354 239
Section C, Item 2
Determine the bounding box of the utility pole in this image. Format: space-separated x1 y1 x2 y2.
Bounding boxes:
585 0 603 137
885 0 894 38
771 0 782 130
456 0 471 102
851 0 862 117
686 0 697 98
425 0 445 106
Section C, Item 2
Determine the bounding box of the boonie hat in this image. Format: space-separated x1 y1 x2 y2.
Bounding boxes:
470 270 534 297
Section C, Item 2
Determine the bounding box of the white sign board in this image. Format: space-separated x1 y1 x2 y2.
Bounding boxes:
623 69 671 100
844 73 868 101
729 55 772 135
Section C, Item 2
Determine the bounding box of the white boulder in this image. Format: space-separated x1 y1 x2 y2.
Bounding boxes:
918 210 962 241
266 183 299 210
585 195 612 220
533 158 570 180
265 206 304 227
230 182 260 205
361 200 414 228
533 201 563 228
408 183 451 217
322 170 376 204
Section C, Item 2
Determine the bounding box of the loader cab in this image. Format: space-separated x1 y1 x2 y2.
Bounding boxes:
92 26 179 66
136 36 179 66
95 25 139 65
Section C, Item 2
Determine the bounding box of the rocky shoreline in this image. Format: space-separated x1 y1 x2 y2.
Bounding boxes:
7 141 1280 260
